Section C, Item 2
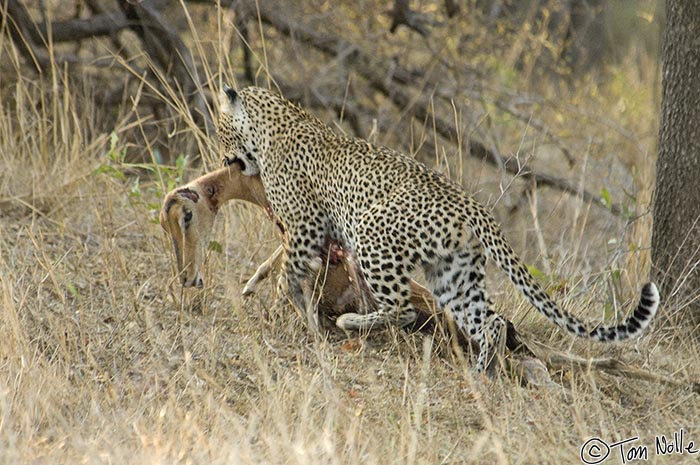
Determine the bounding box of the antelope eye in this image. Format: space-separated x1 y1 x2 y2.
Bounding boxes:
184 210 193 223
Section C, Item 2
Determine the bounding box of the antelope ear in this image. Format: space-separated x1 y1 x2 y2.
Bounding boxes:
206 183 219 200
177 188 199 203
205 183 221 212
220 85 242 115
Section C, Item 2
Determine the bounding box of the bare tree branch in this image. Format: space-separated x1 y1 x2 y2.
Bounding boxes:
389 0 432 36
279 82 367 137
234 6 255 84
37 10 129 42
118 0 215 138
444 0 460 18
244 1 624 216
4 0 48 71
4 0 624 215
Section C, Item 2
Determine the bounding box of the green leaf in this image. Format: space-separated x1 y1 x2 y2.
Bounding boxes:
175 154 188 181
208 240 223 254
91 165 110 177
600 187 612 209
130 178 141 195
612 269 621 283
109 132 118 154
66 283 79 298
527 264 545 282
603 301 614 320
92 164 126 181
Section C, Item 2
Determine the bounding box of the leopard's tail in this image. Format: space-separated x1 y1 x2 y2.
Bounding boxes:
465 196 659 342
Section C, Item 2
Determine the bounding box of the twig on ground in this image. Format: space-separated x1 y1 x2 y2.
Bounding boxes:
522 338 700 393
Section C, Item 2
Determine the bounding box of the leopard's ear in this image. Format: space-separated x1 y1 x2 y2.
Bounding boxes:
224 86 237 103
219 85 242 115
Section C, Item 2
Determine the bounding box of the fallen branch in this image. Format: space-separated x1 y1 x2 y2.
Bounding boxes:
523 338 700 393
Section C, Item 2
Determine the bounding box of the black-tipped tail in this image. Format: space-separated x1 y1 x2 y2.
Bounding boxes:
590 282 659 341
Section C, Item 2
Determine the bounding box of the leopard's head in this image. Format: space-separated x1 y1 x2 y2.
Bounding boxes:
218 86 310 174
218 86 263 176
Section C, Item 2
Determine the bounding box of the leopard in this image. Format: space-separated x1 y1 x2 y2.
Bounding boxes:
159 163 452 336
217 85 660 373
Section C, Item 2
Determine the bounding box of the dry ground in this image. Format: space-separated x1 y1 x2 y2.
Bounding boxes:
2 16 699 465
2 98 699 465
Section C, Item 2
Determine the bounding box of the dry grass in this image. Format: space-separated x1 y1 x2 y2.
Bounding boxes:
1 4 699 464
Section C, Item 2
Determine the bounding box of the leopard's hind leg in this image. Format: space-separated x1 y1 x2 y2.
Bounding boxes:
425 238 507 374
335 203 418 330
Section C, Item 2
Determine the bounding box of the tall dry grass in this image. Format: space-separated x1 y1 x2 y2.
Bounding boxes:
1 2 698 464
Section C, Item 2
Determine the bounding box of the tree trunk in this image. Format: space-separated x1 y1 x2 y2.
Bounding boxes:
651 0 700 320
